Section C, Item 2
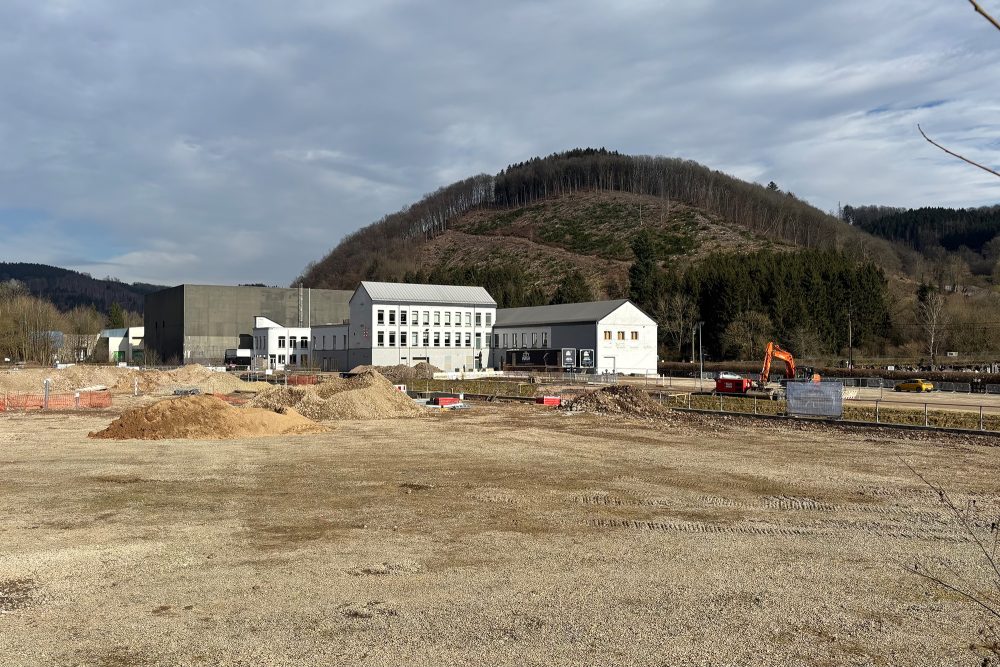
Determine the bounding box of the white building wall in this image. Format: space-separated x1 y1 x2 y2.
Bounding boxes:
251 317 313 369
595 303 658 375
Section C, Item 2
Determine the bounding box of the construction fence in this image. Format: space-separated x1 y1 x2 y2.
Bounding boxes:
0 390 113 412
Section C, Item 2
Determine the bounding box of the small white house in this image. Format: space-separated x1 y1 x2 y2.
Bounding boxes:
100 326 144 364
251 316 312 370
490 299 657 375
311 281 497 372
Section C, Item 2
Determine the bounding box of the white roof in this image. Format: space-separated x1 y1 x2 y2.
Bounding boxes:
358 281 496 306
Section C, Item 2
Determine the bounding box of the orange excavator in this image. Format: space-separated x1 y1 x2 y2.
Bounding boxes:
759 341 796 384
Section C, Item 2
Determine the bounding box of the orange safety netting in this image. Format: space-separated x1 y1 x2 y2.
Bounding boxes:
0 391 112 412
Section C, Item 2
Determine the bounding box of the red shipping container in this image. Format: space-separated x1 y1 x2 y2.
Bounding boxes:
432 397 461 406
536 396 561 406
714 377 751 394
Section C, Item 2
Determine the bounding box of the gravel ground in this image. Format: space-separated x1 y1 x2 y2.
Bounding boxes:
0 404 997 666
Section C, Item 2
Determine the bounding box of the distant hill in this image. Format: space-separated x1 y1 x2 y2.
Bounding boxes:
0 263 164 313
296 148 907 299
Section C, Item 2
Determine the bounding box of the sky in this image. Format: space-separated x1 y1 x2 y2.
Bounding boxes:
1 0 998 287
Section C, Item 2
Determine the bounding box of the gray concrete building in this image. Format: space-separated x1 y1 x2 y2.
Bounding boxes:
144 285 351 364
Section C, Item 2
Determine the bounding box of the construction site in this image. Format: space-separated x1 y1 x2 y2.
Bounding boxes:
0 357 998 667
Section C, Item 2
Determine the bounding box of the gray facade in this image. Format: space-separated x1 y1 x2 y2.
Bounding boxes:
145 285 351 364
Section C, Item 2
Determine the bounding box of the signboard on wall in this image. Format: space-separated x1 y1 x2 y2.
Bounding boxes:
786 381 843 418
561 348 577 368
579 349 594 368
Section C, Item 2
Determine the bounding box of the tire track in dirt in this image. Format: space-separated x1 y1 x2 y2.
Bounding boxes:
587 517 817 537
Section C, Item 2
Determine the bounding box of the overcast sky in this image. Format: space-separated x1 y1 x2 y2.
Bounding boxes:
1 0 998 286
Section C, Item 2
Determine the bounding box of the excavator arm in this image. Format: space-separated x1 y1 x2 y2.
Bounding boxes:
760 341 796 383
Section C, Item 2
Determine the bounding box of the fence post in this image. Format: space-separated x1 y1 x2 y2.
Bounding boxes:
754 396 757 414
719 393 723 412
133 377 139 397
75 392 80 408
980 406 984 431
924 403 928 427
687 392 691 409
43 378 51 410
875 400 879 424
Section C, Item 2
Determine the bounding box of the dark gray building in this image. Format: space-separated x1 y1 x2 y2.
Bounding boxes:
144 285 351 365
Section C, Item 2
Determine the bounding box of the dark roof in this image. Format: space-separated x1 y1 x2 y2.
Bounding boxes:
495 299 636 327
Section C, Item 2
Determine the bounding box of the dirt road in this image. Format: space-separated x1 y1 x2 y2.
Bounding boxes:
1 404 998 665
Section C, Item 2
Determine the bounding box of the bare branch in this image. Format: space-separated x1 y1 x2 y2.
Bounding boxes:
918 124 1000 179
907 564 1000 621
969 0 1000 32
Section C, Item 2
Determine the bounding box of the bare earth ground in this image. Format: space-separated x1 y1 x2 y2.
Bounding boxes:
1 403 999 666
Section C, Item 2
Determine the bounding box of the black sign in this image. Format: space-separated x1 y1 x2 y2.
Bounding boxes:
579 349 594 368
561 348 576 368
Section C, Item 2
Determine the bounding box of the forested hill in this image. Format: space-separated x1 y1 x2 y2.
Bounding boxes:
0 263 163 313
296 149 904 297
845 205 1000 254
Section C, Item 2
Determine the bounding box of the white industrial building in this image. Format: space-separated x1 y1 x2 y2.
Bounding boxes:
251 316 313 370
489 299 657 375
311 281 497 372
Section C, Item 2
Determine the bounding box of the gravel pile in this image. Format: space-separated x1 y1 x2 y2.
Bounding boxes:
250 370 423 420
88 395 326 440
566 385 673 419
348 362 441 384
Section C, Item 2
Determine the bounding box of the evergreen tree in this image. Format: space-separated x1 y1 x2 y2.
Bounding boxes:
550 270 594 305
107 301 125 329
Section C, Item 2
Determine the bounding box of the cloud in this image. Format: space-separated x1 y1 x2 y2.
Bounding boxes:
0 0 997 286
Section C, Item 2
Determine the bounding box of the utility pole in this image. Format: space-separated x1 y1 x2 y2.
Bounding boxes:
697 321 705 392
847 304 853 370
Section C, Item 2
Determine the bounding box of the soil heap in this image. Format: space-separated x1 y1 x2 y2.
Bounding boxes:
0 364 268 395
566 385 672 419
348 362 441 384
89 395 326 440
250 370 424 420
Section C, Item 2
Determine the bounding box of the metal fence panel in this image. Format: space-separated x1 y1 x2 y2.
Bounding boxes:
787 381 844 418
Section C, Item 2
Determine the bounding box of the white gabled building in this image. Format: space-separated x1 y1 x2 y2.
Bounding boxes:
251 316 312 370
312 281 497 372
489 299 658 375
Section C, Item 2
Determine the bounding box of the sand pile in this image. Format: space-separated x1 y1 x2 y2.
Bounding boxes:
0 366 128 392
566 385 671 419
348 362 441 384
111 364 271 395
89 395 326 440
250 370 424 420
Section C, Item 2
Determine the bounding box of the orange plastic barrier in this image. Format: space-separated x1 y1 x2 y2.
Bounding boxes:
287 374 318 386
0 391 112 411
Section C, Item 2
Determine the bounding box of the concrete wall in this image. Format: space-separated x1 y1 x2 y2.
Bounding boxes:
144 285 351 365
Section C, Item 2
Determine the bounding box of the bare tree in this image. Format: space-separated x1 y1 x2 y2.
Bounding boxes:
916 287 948 369
918 1 1000 178
659 292 699 359
722 311 773 360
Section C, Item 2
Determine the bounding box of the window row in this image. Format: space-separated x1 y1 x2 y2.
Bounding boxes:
375 331 488 349
267 353 307 365
494 332 549 348
255 335 310 350
602 331 640 341
376 309 492 328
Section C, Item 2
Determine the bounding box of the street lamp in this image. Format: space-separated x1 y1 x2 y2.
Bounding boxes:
695 321 704 391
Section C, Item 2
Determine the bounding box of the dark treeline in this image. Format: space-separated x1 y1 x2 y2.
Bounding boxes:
844 205 1000 254
297 149 902 289
0 262 162 313
402 264 547 309
626 231 893 360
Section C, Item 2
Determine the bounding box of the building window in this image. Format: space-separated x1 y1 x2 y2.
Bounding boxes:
300 336 308 349
521 333 527 347
631 331 639 340
445 312 451 326
278 354 286 364
603 331 612 341
475 333 482 349
445 332 451 347
342 335 346 348
411 310 418 324
400 332 408 347
465 312 471 326
454 311 461 326
617 331 625 341
291 337 299 349
289 354 297 365
400 310 407 325
433 332 440 347
278 336 286 348
389 310 396 325
423 311 430 325
486 313 492 326
377 331 385 347
389 332 396 347
434 311 440 325
300 355 307 366
476 313 482 326
423 331 430 347
493 334 499 348
465 333 471 347
377 310 384 325
530 333 536 347
542 332 549 347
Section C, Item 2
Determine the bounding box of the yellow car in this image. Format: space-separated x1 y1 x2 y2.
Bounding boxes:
895 379 934 392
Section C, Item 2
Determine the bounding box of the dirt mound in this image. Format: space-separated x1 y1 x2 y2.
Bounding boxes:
250 370 424 420
89 395 326 440
566 385 672 419
110 365 270 395
348 362 441 384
